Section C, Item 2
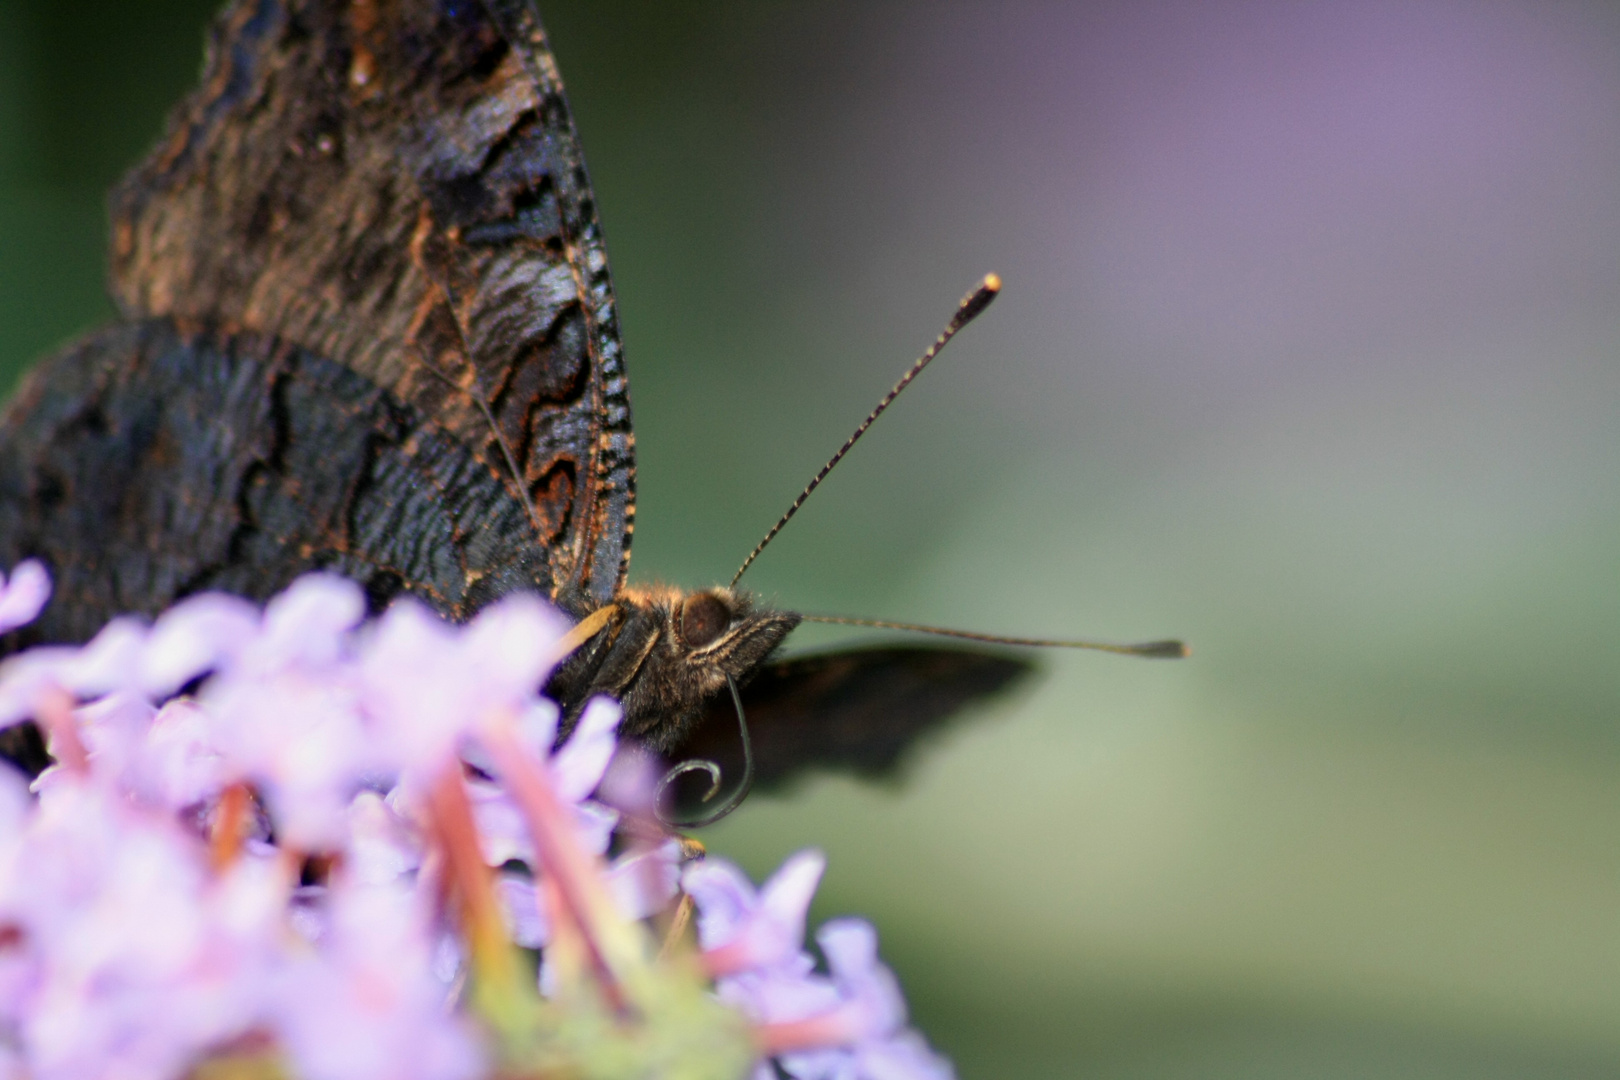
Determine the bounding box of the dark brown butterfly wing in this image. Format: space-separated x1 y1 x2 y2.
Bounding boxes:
662 647 1035 799
0 318 556 642
0 0 632 636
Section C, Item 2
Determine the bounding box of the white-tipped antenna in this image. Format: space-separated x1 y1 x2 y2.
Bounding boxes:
799 614 1188 659
730 274 1002 588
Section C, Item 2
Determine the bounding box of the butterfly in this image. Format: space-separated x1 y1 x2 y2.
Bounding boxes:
0 0 1181 815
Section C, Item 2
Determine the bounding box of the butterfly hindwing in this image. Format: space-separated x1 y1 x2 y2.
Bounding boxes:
662 646 1034 802
0 319 556 638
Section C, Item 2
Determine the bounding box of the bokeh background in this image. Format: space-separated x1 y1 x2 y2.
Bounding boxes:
4 0 1620 1075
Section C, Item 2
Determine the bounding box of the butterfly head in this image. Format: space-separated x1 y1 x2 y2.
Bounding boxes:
548 585 800 750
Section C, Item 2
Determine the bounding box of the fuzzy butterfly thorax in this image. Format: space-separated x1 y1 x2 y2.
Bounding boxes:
546 587 801 749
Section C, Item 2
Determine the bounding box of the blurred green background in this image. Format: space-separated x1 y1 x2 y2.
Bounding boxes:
4 1 1620 1075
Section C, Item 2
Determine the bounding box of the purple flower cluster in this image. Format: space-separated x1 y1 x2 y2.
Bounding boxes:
0 563 952 1080
686 853 953 1080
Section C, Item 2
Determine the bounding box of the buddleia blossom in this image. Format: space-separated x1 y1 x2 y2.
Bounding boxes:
0 776 289 1080
686 854 954 1080
0 565 952 1080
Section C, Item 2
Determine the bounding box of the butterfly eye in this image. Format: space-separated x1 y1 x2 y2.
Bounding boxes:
679 593 730 649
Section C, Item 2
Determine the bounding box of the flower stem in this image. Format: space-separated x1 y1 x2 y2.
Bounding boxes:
481 714 648 1009
427 762 536 1032
209 782 252 869
38 686 87 774
755 1007 867 1055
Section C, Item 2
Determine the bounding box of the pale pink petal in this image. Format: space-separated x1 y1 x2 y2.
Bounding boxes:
141 593 260 695
345 792 422 886
683 858 759 949
465 779 534 866
59 617 147 697
693 850 824 974
551 697 619 803
142 699 228 809
816 919 906 1037
259 574 366 670
0 761 30 832
495 873 548 948
461 593 568 697
0 560 50 634
358 599 468 775
605 840 681 921
853 1031 955 1080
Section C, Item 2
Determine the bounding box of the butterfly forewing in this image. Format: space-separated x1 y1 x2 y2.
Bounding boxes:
102 0 632 616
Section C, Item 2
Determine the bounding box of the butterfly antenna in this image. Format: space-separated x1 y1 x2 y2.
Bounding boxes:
655 675 755 827
730 274 1002 588
800 613 1189 658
